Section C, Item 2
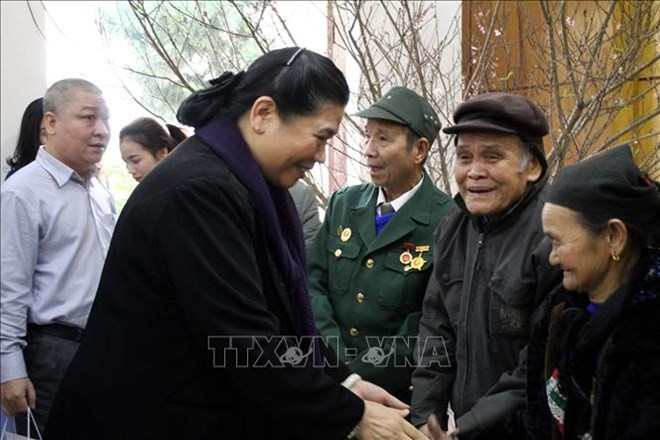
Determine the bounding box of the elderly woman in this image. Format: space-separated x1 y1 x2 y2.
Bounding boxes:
526 145 660 440
46 48 425 440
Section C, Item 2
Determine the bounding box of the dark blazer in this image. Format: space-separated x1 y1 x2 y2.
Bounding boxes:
46 137 363 440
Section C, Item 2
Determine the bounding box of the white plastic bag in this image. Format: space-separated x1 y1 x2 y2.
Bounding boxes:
0 408 42 440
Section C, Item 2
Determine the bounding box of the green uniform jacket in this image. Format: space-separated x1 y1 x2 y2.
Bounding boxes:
308 172 455 398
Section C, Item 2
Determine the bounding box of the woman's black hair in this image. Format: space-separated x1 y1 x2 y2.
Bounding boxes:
120 117 185 157
177 47 349 127
165 124 188 145
5 97 44 177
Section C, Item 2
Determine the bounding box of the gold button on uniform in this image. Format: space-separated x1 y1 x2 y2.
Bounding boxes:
365 258 374 268
349 327 359 337
334 249 342 257
356 292 365 303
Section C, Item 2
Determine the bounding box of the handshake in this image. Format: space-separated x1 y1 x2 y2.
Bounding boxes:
347 376 459 440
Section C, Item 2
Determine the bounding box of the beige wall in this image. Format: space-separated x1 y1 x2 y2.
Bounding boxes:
1 1 47 182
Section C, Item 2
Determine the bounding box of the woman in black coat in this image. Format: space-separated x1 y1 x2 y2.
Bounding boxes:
526 145 660 440
46 48 424 440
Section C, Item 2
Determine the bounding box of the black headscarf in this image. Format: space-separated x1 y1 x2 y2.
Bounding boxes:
547 145 660 246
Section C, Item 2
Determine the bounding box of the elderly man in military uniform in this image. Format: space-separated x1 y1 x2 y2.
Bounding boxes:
308 86 455 403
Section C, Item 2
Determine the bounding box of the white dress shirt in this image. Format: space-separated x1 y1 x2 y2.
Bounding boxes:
1 147 116 383
376 172 425 214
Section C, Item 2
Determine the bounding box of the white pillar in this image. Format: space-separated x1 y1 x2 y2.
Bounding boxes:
1 1 47 182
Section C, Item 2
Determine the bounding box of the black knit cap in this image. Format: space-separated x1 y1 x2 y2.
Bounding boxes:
547 145 660 244
444 92 549 175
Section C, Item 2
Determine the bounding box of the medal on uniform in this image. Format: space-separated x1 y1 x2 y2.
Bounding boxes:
404 244 428 271
340 227 352 242
400 242 414 265
409 255 426 271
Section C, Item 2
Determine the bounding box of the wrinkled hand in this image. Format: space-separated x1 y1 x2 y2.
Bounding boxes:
350 379 408 410
1 378 36 416
357 401 429 440
422 414 459 440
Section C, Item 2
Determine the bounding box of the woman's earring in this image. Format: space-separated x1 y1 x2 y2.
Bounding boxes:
611 253 621 262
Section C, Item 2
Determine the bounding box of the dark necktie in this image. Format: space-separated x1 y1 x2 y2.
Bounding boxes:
375 202 395 235
379 202 395 215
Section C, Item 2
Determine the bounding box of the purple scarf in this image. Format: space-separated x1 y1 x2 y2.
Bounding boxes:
196 116 318 346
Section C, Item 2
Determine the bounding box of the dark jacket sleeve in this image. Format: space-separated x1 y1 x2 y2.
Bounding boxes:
322 343 353 383
455 238 562 435
159 178 363 440
454 351 527 434
410 222 457 426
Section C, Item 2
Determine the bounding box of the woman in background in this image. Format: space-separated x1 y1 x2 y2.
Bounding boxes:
5 98 45 180
119 117 186 182
526 145 660 440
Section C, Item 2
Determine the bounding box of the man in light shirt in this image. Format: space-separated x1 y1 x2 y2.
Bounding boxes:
1 78 116 433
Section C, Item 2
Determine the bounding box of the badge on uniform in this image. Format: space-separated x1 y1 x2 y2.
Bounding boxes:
402 243 429 272
408 255 426 271
399 242 414 265
337 225 352 242
340 228 352 242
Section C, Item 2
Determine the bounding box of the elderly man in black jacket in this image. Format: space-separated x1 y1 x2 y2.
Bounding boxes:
411 93 562 440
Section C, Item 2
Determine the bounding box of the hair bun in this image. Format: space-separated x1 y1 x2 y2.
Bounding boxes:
177 71 245 128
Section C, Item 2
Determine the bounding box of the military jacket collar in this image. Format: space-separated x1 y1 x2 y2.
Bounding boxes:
350 171 435 254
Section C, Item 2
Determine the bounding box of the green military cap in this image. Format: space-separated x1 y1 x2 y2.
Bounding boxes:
354 86 441 144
